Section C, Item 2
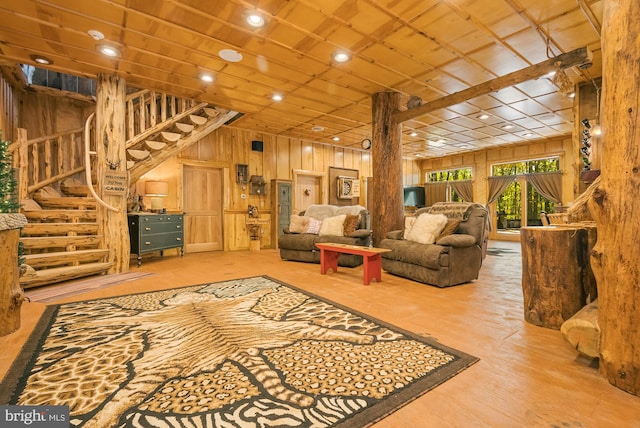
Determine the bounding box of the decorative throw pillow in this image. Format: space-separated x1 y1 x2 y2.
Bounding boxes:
406 213 448 245
343 214 360 236
403 216 417 239
319 214 347 236
306 218 322 235
436 218 461 243
289 215 309 233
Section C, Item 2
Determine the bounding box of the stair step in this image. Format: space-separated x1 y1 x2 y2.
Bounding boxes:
22 222 98 235
127 149 150 160
61 180 90 196
32 196 96 209
24 249 110 269
127 160 135 169
189 114 207 126
22 235 102 250
161 131 181 143
20 262 113 289
145 140 167 150
203 107 219 118
174 122 194 134
22 209 97 222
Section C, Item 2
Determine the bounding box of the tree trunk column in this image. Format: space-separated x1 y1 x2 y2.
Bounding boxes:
589 0 640 395
371 92 404 246
95 74 129 274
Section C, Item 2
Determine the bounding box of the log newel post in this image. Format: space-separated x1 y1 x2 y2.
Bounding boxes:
95 74 130 274
371 92 404 247
593 0 640 395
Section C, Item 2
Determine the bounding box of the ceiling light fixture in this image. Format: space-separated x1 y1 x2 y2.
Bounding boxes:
523 132 534 137
219 49 243 63
87 29 104 41
312 125 324 132
333 52 351 63
199 73 214 83
29 54 52 65
271 93 283 102
477 114 489 120
410 131 418 137
97 44 121 58
246 13 265 27
502 124 514 130
333 136 340 141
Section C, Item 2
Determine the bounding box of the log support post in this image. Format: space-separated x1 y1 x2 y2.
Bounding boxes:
371 92 404 246
589 0 640 396
0 228 25 336
95 74 130 274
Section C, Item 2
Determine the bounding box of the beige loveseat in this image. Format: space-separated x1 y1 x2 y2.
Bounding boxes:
379 202 490 287
278 204 371 267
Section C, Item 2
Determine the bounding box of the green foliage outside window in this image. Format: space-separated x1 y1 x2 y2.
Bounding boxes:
493 158 559 228
427 167 472 202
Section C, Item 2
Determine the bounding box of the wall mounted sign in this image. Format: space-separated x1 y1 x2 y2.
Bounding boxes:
102 171 128 195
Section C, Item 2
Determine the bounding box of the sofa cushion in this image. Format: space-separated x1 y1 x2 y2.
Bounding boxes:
304 204 338 221
406 213 448 245
306 218 322 234
335 205 365 216
343 214 360 236
319 214 346 236
380 239 446 270
403 216 416 239
289 215 309 233
437 218 461 240
278 233 318 251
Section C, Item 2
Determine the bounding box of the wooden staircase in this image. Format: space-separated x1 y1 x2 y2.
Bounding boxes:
19 184 111 288
11 88 238 288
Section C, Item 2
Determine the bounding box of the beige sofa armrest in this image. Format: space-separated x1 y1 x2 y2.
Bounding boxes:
385 230 404 240
436 234 476 247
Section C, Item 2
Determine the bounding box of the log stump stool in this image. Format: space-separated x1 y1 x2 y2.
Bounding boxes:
520 225 596 330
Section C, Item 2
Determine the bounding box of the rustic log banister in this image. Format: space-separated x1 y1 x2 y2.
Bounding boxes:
84 112 119 213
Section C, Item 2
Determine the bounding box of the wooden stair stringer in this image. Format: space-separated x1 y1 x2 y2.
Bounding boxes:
129 108 239 182
20 262 114 289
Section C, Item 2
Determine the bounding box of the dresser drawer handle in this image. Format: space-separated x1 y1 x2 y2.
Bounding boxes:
176 237 182 241
176 225 181 229
145 241 151 245
145 227 151 231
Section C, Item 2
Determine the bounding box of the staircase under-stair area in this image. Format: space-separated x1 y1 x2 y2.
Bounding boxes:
19 182 111 289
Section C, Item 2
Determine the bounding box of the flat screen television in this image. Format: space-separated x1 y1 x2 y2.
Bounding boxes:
403 186 425 208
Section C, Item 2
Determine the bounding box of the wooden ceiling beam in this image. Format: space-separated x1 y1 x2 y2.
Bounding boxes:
393 47 593 124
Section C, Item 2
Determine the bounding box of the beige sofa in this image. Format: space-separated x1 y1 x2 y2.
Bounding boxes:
379 202 490 287
278 204 371 267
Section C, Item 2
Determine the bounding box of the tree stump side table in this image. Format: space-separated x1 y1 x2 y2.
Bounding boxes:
520 224 596 330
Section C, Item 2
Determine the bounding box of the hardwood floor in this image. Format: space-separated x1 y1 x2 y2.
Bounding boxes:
2 241 638 427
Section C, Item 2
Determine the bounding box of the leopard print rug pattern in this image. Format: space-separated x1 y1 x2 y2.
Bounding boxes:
5 276 478 427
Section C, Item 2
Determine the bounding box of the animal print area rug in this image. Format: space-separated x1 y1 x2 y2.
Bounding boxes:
1 276 478 428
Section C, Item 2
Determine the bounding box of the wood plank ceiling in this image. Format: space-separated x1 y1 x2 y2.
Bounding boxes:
0 0 602 159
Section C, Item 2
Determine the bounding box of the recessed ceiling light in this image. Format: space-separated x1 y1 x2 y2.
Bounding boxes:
410 131 418 137
502 124 514 130
246 13 265 27
568 92 576 98
271 93 283 102
87 29 104 41
333 52 350 63
333 136 340 141
200 73 214 83
312 125 324 132
477 114 489 120
219 49 243 62
523 132 534 137
97 44 120 57
29 54 52 65
428 140 445 147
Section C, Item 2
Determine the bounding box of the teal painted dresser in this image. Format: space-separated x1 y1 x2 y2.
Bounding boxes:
128 213 184 266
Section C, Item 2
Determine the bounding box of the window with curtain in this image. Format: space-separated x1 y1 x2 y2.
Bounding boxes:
426 167 473 203
492 157 560 230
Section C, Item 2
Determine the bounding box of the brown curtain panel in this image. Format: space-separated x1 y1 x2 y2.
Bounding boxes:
449 179 473 202
425 182 448 206
524 171 562 204
487 175 516 204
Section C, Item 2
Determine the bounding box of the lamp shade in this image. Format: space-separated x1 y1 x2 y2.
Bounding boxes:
145 181 169 196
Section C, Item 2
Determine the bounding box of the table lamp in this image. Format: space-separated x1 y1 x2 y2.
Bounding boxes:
145 181 169 212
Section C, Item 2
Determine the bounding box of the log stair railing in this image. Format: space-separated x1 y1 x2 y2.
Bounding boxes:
10 88 238 288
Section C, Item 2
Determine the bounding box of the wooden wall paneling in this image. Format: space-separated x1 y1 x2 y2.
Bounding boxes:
343 148 354 170
301 140 313 170
276 135 290 179
0 75 18 142
289 139 302 173
312 142 324 172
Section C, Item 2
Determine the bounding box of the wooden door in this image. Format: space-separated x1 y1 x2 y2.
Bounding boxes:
182 165 223 252
295 175 322 213
275 181 291 248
